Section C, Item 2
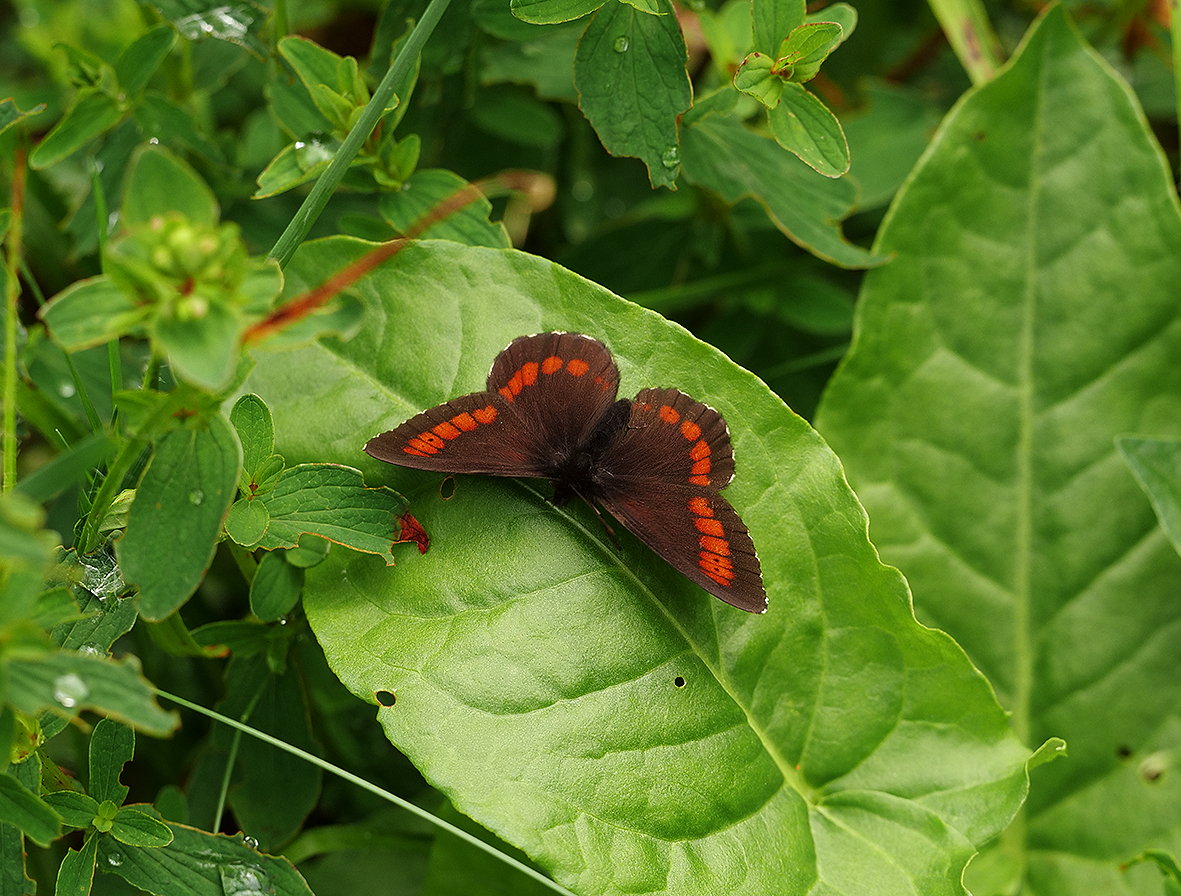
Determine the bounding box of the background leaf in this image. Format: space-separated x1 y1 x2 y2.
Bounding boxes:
574 0 691 189
243 237 1031 896
815 8 1181 894
117 415 242 621
1118 438 1181 557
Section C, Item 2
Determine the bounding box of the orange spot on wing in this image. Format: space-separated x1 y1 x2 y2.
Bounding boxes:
691 458 711 477
699 551 735 584
432 422 461 440
567 358 589 376
681 420 701 441
660 405 679 424
700 535 730 556
419 431 445 450
473 405 498 424
694 517 724 537
451 412 478 432
689 475 710 486
409 436 439 455
521 362 538 386
403 446 429 456
542 356 563 374
689 440 710 461
688 496 713 517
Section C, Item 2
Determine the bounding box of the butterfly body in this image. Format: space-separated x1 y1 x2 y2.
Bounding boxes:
365 332 767 613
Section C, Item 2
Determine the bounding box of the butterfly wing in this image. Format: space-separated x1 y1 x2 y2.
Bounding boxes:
364 332 622 478
596 388 767 613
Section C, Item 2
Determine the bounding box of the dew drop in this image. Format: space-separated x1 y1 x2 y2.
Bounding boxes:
53 673 89 709
243 835 259 850
106 851 123 867
59 383 76 398
661 146 680 169
613 36 629 53
189 489 204 505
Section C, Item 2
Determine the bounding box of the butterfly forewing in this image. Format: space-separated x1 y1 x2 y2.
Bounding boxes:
487 332 622 463
596 389 766 612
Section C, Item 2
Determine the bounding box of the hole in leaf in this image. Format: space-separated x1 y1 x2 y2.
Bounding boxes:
674 676 686 688
439 476 456 500
375 690 397 706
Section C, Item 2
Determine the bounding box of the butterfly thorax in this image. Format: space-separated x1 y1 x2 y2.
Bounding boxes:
547 398 631 508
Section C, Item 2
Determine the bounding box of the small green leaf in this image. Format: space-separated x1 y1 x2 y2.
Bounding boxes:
254 143 325 198
55 830 99 896
117 416 242 621
778 21 843 83
39 277 147 351
111 806 174 847
249 551 304 622
1118 437 1181 557
94 799 119 832
769 83 850 176
114 24 176 96
379 169 510 248
278 37 352 110
29 89 123 170
121 144 219 229
239 258 284 316
225 499 270 548
230 394 275 476
0 773 62 846
43 790 99 829
284 534 330 569
152 300 244 391
254 465 408 563
574 0 692 189
751 0 805 56
510 0 604 24
89 718 134 806
733 52 783 107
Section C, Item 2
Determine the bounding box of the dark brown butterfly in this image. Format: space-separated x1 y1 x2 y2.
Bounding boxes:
364 332 767 613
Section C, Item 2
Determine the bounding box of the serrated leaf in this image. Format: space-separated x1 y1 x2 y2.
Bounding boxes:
574 0 691 189
510 0 604 24
56 830 99 896
122 144 219 229
815 8 1181 893
242 236 1033 896
5 651 177 736
253 465 407 563
96 816 315 896
768 83 850 176
1118 437 1181 557
111 806 174 847
249 551 303 621
680 114 879 267
29 90 123 170
379 169 510 248
0 773 62 846
90 718 134 806
117 416 242 621
114 24 176 96
39 277 147 350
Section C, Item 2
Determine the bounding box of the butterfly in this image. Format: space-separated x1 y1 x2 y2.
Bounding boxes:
364 332 767 613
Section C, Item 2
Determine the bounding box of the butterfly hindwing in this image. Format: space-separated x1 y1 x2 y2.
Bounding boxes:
596 388 766 613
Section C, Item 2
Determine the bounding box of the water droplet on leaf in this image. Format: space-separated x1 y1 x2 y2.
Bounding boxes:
189 490 204 505
53 673 89 709
661 146 680 169
613 37 629 53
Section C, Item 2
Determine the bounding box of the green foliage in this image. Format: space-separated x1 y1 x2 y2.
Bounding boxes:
3 0 1180 894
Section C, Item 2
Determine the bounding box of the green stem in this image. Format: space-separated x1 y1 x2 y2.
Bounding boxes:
4 147 27 494
266 0 454 268
213 682 267 835
157 689 577 896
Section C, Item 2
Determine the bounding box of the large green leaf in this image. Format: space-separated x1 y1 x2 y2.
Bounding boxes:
814 8 1181 895
243 237 1031 896
574 0 691 189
